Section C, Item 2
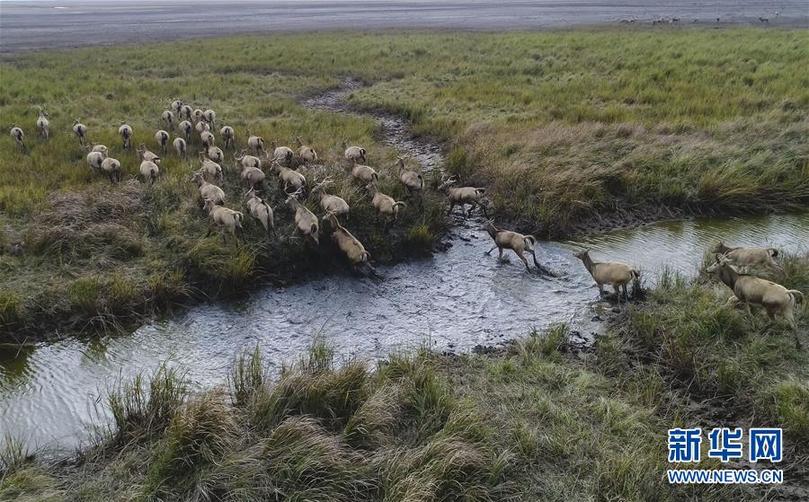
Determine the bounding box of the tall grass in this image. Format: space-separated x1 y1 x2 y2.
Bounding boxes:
230 345 266 407
144 390 239 499
8 344 509 500
0 435 30 476
107 365 188 444
443 326 742 500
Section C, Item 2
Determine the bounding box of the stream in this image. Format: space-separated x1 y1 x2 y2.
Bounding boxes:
2 83 808 453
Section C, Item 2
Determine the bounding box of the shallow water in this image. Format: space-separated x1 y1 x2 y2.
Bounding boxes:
3 213 807 451
2 81 808 452
576 214 809 277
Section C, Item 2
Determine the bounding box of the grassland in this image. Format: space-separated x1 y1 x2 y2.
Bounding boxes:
2 27 808 340
352 29 809 234
2 253 806 500
0 39 450 342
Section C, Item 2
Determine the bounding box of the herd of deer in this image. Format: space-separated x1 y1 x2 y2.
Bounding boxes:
7 104 531 276
7 104 805 327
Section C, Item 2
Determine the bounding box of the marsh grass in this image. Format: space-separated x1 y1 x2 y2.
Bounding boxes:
441 333 740 500
144 390 239 499
350 29 809 235
230 345 266 407
0 40 448 341
3 344 512 501
0 435 30 476
600 253 809 446
107 365 188 444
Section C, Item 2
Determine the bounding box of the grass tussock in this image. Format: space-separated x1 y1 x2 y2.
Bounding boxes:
107 365 188 444
4 343 510 501
0 435 30 476
144 390 239 499
440 332 737 500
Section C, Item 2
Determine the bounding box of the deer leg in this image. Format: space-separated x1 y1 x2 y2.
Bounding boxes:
613 284 622 302
531 250 540 268
516 250 530 271
485 245 497 255
784 308 795 329
530 250 554 276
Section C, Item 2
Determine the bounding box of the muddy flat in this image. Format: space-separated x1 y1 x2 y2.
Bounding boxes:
1 0 806 53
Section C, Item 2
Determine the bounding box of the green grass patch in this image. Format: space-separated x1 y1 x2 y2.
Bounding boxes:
598 253 809 447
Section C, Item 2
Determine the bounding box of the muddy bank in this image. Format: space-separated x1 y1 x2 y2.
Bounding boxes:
570 203 754 238
564 198 807 239
3 1 807 54
303 77 444 175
